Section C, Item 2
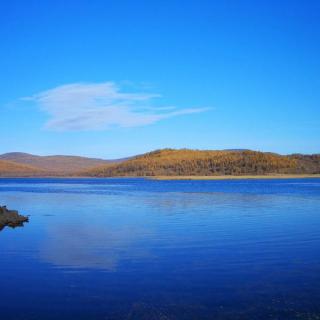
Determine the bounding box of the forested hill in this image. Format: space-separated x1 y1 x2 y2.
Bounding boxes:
0 159 46 177
83 149 320 177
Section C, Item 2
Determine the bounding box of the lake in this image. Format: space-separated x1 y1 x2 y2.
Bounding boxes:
1 178 320 319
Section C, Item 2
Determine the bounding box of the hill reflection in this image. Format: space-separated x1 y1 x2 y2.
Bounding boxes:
40 221 154 271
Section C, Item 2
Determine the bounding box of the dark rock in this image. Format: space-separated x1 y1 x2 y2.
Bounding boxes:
0 205 29 231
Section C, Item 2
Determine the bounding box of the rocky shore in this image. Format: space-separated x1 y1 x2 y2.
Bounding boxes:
0 206 28 230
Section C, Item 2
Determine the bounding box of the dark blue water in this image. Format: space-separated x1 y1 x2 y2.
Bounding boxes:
1 178 320 319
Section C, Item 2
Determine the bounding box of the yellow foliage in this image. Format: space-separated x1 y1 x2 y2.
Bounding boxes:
85 149 320 177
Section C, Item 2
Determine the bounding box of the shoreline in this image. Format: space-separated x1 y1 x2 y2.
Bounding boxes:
0 174 320 180
150 174 320 180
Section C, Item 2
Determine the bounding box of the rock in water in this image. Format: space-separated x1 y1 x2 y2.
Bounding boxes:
0 206 29 231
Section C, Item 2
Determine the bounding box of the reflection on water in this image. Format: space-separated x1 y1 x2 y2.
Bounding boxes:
0 178 320 319
0 223 26 232
41 223 153 271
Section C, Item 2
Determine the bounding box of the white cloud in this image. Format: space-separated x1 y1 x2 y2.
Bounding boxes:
24 82 207 131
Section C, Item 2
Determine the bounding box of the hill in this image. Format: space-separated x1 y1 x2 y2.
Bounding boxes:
0 152 114 174
83 149 320 177
0 159 46 177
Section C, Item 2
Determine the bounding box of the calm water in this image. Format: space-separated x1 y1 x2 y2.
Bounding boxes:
1 178 320 320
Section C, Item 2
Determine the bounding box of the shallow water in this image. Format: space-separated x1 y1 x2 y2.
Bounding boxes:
0 178 320 319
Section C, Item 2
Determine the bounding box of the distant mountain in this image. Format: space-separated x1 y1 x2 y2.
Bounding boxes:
83 149 320 177
1 149 319 177
0 159 45 177
0 152 116 174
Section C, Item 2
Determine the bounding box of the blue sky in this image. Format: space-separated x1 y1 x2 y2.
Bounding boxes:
0 0 319 158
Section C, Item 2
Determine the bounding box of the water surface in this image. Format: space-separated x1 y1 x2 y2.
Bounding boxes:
1 178 320 319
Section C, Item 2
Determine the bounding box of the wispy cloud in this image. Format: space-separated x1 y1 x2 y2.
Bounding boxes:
24 82 207 131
